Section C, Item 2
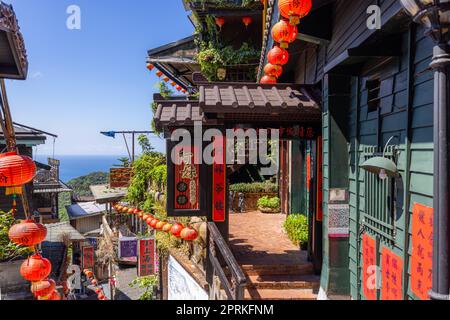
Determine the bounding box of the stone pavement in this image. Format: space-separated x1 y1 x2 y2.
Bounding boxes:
229 211 309 266
114 266 146 300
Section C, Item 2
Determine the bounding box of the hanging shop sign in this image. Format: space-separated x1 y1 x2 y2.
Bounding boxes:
381 247 403 300
119 237 138 259
82 245 95 270
316 136 323 222
138 238 156 277
411 203 433 300
212 135 226 222
110 168 132 188
362 234 377 300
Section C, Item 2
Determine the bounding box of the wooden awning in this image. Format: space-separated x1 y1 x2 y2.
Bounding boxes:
154 100 205 131
198 83 321 123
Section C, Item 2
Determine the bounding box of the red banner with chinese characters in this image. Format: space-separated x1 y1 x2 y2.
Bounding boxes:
411 203 433 300
306 154 311 189
82 246 95 270
316 136 323 222
362 234 377 300
212 135 226 222
138 239 155 277
174 146 199 210
381 247 403 300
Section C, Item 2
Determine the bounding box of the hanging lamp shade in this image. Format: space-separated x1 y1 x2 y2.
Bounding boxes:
8 220 47 247
260 75 277 84
272 20 297 49
20 254 52 282
268 46 289 66
360 157 399 178
31 279 56 298
0 151 37 187
279 0 312 25
264 63 283 78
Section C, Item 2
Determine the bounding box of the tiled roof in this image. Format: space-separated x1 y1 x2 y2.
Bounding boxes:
154 101 205 131
66 201 106 220
44 222 85 242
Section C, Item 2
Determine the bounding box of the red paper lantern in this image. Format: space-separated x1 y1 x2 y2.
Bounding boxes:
163 76 169 82
155 221 167 231
146 63 155 71
138 212 144 219
268 46 289 66
146 216 154 225
242 16 253 28
182 89 187 94
121 206 129 213
20 254 52 282
142 214 150 221
215 17 225 28
162 223 173 233
264 63 283 78
0 151 37 187
31 279 56 298
98 293 105 300
150 219 159 229
133 208 141 215
84 270 93 278
171 223 184 238
271 20 297 49
95 288 102 294
279 0 312 25
91 279 98 286
170 81 176 86
156 71 163 77
8 220 47 247
260 75 277 84
180 228 199 241
175 85 182 91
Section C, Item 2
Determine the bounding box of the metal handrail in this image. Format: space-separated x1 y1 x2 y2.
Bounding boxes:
207 222 247 300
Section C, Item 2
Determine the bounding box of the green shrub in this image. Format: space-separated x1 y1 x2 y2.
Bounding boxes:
257 196 281 209
284 214 309 247
230 182 278 194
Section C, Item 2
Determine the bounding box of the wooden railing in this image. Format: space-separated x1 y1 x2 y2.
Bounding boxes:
207 222 246 300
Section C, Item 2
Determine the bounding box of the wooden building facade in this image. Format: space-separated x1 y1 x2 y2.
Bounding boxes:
259 0 437 299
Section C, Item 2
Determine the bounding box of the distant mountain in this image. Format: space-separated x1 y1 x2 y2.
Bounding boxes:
66 172 109 197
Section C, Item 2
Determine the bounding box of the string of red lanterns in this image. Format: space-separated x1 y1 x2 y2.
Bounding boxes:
83 269 108 300
112 203 199 242
262 0 312 85
146 63 187 95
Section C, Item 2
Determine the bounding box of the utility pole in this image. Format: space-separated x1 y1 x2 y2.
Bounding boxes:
100 131 154 165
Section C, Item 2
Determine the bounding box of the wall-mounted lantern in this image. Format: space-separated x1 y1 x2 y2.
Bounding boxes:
360 136 398 180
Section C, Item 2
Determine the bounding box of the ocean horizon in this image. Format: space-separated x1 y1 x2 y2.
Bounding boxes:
34 154 129 183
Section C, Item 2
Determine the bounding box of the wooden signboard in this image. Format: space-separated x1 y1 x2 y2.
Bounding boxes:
82 245 95 270
316 136 323 222
411 203 433 300
381 247 403 300
110 168 132 188
138 239 156 277
362 234 377 300
212 135 226 222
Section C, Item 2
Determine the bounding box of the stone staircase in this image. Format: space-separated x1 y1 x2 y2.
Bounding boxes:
241 264 320 300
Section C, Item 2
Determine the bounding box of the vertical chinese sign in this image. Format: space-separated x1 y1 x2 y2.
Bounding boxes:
316 136 323 222
411 203 433 300
212 135 226 222
381 248 403 300
362 234 377 300
82 245 95 270
306 154 311 190
138 239 155 277
174 146 199 210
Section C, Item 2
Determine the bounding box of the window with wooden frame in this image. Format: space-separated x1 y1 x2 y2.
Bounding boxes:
366 78 381 112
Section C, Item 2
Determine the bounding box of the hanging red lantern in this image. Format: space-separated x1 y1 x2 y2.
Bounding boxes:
181 228 199 241
163 76 169 82
91 279 98 286
171 223 184 238
242 16 253 28
260 75 277 84
20 254 52 282
215 17 225 29
175 85 182 92
170 81 176 87
0 151 37 187
268 46 289 66
115 205 123 212
156 71 163 77
279 0 312 25
146 63 155 71
138 212 144 219
155 221 167 231
8 220 47 247
162 223 173 233
121 206 128 214
182 89 187 94
95 288 102 294
133 208 141 215
98 293 105 300
31 279 56 298
264 63 283 78
271 20 297 49
84 270 93 278
142 214 150 221
146 216 154 225
150 219 159 229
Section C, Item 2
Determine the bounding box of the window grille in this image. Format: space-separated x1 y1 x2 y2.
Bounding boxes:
362 146 397 242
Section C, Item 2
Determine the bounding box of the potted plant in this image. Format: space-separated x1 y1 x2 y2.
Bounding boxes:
283 214 309 250
257 196 281 214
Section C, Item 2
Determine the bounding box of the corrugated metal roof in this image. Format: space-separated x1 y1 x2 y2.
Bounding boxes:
44 222 85 242
66 201 106 220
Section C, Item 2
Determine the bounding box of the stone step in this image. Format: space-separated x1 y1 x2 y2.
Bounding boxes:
244 288 318 300
241 264 315 277
246 274 320 290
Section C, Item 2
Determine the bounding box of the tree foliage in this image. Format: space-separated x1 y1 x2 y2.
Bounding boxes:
66 172 109 197
129 275 158 300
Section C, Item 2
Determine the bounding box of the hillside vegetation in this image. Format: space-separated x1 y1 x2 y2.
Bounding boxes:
67 172 109 197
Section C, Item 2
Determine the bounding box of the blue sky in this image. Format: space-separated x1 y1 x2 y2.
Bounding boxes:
5 0 193 155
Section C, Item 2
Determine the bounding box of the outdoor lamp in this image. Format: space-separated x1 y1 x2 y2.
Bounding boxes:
360 136 398 179
400 0 450 43
400 0 450 301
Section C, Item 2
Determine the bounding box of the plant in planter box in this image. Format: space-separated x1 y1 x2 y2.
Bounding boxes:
284 214 309 250
257 196 281 214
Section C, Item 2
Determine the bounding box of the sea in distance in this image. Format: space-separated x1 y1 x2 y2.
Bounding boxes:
35 155 128 183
